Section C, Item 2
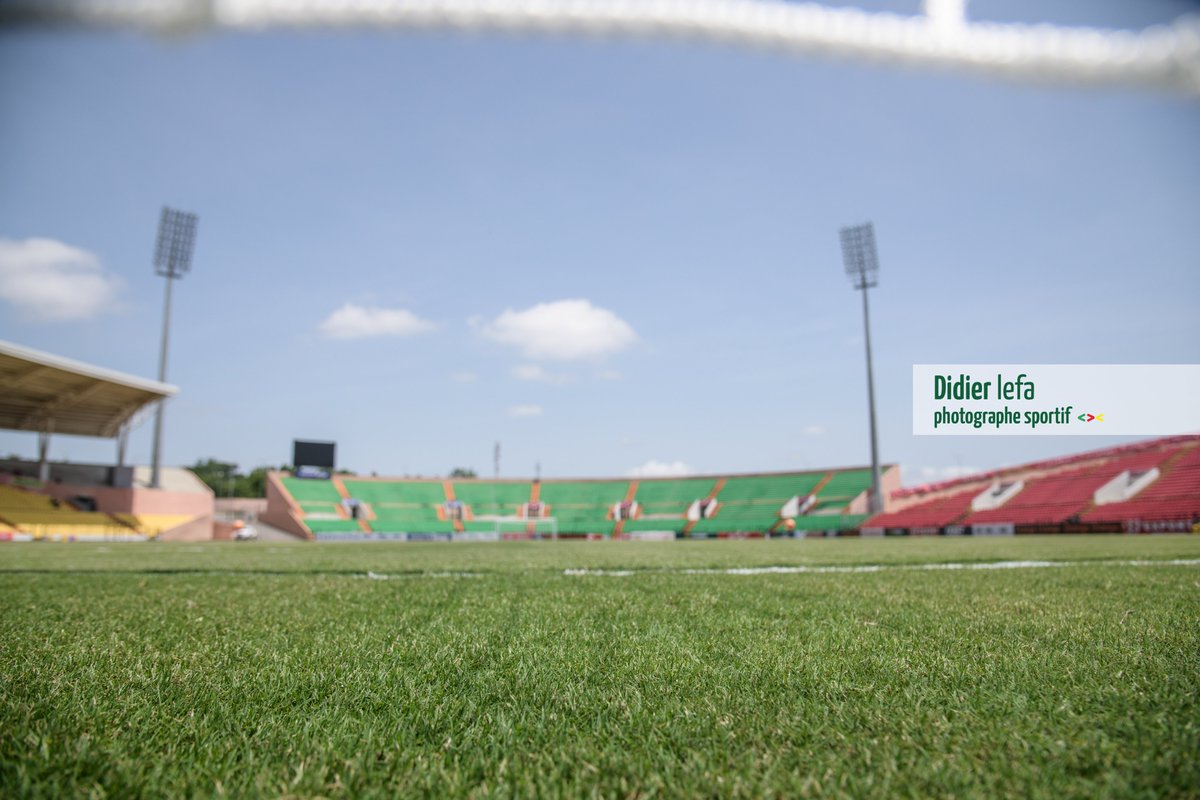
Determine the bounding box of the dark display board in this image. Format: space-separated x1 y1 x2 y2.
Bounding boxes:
293 440 336 470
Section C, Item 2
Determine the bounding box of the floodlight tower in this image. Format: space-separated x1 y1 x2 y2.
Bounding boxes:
840 222 884 516
150 206 198 489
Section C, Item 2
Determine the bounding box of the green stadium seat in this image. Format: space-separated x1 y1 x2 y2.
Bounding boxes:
341 480 448 531
621 518 688 533
303 519 363 534
453 481 532 517
693 472 830 532
792 514 866 531
816 469 873 500
538 480 627 535
281 477 343 504
633 478 719 516
273 469 885 538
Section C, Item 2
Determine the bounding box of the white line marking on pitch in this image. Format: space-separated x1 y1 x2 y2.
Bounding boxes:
364 571 482 580
352 559 1200 580
563 558 1200 577
563 568 636 576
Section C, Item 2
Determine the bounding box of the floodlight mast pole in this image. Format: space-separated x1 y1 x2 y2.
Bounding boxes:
150 207 198 490
840 223 884 516
859 274 883 515
150 274 174 489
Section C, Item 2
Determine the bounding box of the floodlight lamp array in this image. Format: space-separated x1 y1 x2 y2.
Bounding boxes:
153 206 198 278
840 222 879 290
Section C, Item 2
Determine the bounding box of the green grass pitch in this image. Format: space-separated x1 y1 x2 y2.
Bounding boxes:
2 535 1198 798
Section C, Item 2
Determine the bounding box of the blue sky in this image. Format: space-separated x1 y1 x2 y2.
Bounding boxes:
1 0 1198 484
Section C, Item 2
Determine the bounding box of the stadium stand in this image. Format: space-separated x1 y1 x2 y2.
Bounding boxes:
267 466 895 539
306 519 369 534
538 480 628 536
859 487 978 531
1080 443 1200 525
866 436 1200 534
0 340 214 541
620 517 691 534
961 466 1105 525
633 477 717 516
0 482 211 540
345 479 453 534
961 447 1174 526
269 439 1199 540
815 468 874 503
620 477 719 537
0 483 132 539
794 513 868 532
454 481 533 533
280 476 345 518
690 472 823 534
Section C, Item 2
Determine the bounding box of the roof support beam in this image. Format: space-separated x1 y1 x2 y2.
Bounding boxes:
5 364 52 391
100 398 153 439
116 424 129 467
18 379 109 429
37 421 53 483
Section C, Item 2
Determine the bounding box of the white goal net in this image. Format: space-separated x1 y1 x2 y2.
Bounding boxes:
490 516 559 540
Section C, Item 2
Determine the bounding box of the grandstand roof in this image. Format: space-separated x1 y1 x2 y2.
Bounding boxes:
0 340 177 439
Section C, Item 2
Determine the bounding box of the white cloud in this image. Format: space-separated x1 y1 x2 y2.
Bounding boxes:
0 237 122 321
597 369 623 381
918 465 981 482
507 404 544 417
627 459 694 478
512 364 573 383
801 425 825 435
318 302 434 340
476 299 637 361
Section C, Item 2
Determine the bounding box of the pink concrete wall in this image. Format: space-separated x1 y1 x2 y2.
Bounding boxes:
40 482 212 517
35 482 214 538
131 488 213 517
159 516 216 541
847 465 902 515
214 498 268 519
260 472 312 539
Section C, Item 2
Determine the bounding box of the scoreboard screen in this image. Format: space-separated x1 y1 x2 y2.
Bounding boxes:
293 440 336 470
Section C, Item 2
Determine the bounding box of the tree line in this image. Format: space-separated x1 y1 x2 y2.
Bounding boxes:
189 460 478 497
